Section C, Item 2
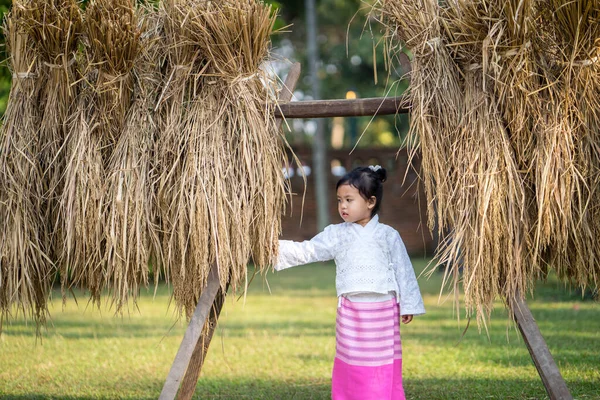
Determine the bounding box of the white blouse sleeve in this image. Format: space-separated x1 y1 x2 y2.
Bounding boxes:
274 225 337 271
391 231 426 316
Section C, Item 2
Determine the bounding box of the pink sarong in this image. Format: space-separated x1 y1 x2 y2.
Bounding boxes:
331 297 404 400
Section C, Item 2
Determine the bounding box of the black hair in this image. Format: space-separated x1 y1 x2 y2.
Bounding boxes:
336 166 387 216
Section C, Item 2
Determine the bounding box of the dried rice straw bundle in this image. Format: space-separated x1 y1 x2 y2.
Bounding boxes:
102 5 162 313
438 69 533 325
160 0 291 317
0 5 50 328
376 0 600 325
531 92 578 261
60 87 104 302
85 0 141 149
484 3 541 280
190 0 288 287
434 1 535 322
21 0 82 266
475 0 542 277
528 4 578 258
487 0 539 170
60 0 142 304
154 0 210 317
374 0 538 325
370 0 464 237
535 1 600 290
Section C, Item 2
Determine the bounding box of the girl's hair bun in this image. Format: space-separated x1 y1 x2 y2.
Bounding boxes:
368 165 387 183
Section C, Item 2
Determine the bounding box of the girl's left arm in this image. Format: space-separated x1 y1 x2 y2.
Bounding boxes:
391 231 426 316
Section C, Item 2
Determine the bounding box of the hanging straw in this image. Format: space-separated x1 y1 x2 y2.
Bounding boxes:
369 0 468 321
156 0 293 317
372 0 464 239
154 0 210 318
437 68 532 327
102 5 162 314
60 0 141 304
0 3 50 329
22 0 82 270
373 0 600 325
535 0 600 290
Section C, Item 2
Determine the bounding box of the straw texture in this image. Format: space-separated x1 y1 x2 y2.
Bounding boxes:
0 3 50 328
156 0 290 317
102 5 162 313
1 0 293 325
22 0 82 273
59 0 143 306
372 0 600 325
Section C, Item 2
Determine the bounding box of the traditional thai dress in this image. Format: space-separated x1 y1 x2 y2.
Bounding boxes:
275 215 425 400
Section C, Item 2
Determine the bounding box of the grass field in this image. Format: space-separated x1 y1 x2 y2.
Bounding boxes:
0 258 598 399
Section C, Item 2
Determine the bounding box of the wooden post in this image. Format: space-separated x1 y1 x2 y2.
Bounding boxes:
176 286 227 400
511 296 573 400
159 265 221 400
160 62 303 400
277 62 302 120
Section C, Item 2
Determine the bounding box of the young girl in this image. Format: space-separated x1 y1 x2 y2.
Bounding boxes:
274 165 425 400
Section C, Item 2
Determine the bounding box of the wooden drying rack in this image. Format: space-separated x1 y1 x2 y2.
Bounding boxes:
159 63 572 400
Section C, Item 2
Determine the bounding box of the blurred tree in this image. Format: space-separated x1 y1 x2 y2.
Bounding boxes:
273 0 393 99
269 0 409 148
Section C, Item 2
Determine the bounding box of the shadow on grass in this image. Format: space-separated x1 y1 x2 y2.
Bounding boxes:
2 376 597 400
0 318 183 339
407 377 600 400
192 377 598 400
0 379 332 400
0 397 152 400
1 318 336 339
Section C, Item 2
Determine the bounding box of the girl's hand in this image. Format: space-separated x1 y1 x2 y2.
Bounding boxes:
401 314 413 324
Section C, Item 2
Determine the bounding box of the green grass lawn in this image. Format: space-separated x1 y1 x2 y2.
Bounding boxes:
0 259 598 399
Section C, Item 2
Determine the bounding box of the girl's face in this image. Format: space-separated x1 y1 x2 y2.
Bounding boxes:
336 184 376 227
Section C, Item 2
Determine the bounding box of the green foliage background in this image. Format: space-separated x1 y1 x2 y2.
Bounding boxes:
272 0 409 147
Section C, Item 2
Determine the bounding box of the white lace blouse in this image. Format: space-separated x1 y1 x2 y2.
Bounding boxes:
275 215 426 316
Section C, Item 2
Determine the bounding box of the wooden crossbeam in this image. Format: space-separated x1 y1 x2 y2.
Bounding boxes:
274 95 408 119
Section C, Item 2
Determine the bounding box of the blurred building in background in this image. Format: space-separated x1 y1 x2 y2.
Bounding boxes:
281 146 436 257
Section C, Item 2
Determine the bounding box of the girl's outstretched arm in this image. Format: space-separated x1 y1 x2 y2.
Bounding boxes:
274 225 337 271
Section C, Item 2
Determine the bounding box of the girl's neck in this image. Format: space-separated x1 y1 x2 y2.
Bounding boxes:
355 216 374 227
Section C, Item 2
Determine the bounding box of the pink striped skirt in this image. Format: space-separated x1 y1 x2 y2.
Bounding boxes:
331 297 404 400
